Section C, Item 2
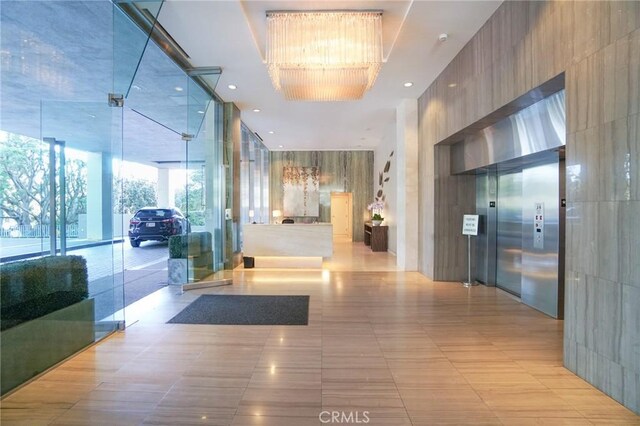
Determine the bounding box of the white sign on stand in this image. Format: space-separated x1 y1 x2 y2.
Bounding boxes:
461 214 479 287
462 215 479 236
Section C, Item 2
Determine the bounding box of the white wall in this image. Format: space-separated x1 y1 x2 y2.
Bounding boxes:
374 120 397 255
374 100 419 270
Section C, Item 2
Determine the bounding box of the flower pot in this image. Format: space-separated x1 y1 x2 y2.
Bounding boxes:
372 220 383 226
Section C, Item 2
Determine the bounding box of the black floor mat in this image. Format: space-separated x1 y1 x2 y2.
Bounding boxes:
167 295 309 326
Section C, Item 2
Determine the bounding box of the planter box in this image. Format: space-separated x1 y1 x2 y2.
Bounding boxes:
168 252 214 285
168 258 188 285
1 298 95 395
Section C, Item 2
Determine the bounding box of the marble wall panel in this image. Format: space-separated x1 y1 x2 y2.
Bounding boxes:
417 0 640 414
270 151 373 242
618 201 640 287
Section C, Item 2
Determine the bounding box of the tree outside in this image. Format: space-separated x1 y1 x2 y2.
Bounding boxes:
174 168 205 226
113 177 157 214
0 133 87 228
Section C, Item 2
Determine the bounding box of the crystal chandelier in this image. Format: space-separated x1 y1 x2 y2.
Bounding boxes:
266 11 383 101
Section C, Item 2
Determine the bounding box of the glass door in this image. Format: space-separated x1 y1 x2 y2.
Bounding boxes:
41 101 125 338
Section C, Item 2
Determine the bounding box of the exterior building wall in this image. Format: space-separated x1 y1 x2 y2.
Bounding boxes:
417 0 640 413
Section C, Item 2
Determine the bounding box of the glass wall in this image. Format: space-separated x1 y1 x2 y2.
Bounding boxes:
0 0 224 394
240 124 270 226
0 0 160 394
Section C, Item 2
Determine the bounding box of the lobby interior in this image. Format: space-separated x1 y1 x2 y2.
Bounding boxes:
1 1 639 425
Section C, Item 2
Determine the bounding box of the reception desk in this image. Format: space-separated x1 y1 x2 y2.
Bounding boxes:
243 223 333 268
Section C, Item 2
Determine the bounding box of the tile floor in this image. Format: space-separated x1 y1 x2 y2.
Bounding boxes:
1 242 639 425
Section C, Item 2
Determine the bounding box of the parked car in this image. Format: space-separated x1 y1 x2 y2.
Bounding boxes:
128 207 190 247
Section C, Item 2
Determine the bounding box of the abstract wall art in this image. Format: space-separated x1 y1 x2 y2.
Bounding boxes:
283 167 320 217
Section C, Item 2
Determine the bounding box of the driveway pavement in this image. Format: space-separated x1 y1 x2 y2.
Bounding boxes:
1 238 171 321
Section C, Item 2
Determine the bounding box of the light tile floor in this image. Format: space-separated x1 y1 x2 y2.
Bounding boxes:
1 242 639 425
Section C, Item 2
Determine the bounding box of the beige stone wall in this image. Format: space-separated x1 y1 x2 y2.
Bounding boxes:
270 151 374 242
417 1 640 414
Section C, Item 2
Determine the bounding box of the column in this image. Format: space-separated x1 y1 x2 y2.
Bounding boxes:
396 99 419 271
156 168 170 207
86 151 113 241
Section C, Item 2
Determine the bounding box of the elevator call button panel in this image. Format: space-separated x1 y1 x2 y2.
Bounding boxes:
534 202 544 249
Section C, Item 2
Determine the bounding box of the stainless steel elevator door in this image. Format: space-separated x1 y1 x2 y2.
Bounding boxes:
496 171 523 296
521 162 561 317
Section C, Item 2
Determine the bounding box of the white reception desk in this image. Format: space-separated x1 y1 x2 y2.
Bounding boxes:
243 223 333 268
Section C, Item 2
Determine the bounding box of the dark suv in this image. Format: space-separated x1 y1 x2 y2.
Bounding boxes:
128 208 190 247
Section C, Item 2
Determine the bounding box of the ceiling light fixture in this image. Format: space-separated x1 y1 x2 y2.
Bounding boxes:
197 110 205 114
228 84 237 90
268 131 275 134
253 108 261 112
278 145 284 148
448 83 457 88
403 82 413 87
266 11 383 101
174 86 183 92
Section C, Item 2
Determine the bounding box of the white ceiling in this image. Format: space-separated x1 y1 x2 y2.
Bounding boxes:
159 0 501 151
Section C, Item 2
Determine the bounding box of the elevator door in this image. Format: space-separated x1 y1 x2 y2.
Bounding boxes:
496 171 523 296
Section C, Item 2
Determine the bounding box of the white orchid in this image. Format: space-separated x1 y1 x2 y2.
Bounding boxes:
367 200 385 211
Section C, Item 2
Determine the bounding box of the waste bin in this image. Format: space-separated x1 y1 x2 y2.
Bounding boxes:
243 256 254 268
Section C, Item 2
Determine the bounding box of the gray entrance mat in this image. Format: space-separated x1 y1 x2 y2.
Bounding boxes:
167 295 309 325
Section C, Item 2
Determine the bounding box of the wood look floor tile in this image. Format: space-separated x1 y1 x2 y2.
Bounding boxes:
231 415 321 426
410 414 502 425
1 243 638 424
321 386 409 419
390 362 469 389
157 387 245 410
0 408 68 425
460 372 547 390
552 389 640 420
142 408 235 425
398 387 490 414
322 355 389 369
257 347 322 369
322 368 396 391
498 418 594 425
248 368 321 389
237 388 321 417
50 408 150 425
476 389 584 418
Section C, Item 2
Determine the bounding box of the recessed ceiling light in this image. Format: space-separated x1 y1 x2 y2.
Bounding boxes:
448 83 457 88
278 145 284 148
197 110 205 114
228 84 237 90
174 86 183 92
253 108 261 112
268 131 275 134
403 82 413 88
132 85 142 91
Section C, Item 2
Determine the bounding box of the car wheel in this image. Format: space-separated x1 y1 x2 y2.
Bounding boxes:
130 239 140 248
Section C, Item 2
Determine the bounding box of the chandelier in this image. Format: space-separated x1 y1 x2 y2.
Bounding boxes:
266 11 383 101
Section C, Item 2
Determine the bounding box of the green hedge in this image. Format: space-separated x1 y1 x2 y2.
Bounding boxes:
1 256 88 330
169 232 212 259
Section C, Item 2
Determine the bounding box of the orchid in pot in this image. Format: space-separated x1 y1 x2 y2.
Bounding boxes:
367 200 385 225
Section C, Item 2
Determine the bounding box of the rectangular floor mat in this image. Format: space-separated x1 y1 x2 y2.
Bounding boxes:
167 294 309 325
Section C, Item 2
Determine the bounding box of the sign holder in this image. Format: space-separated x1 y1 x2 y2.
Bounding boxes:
462 214 479 288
